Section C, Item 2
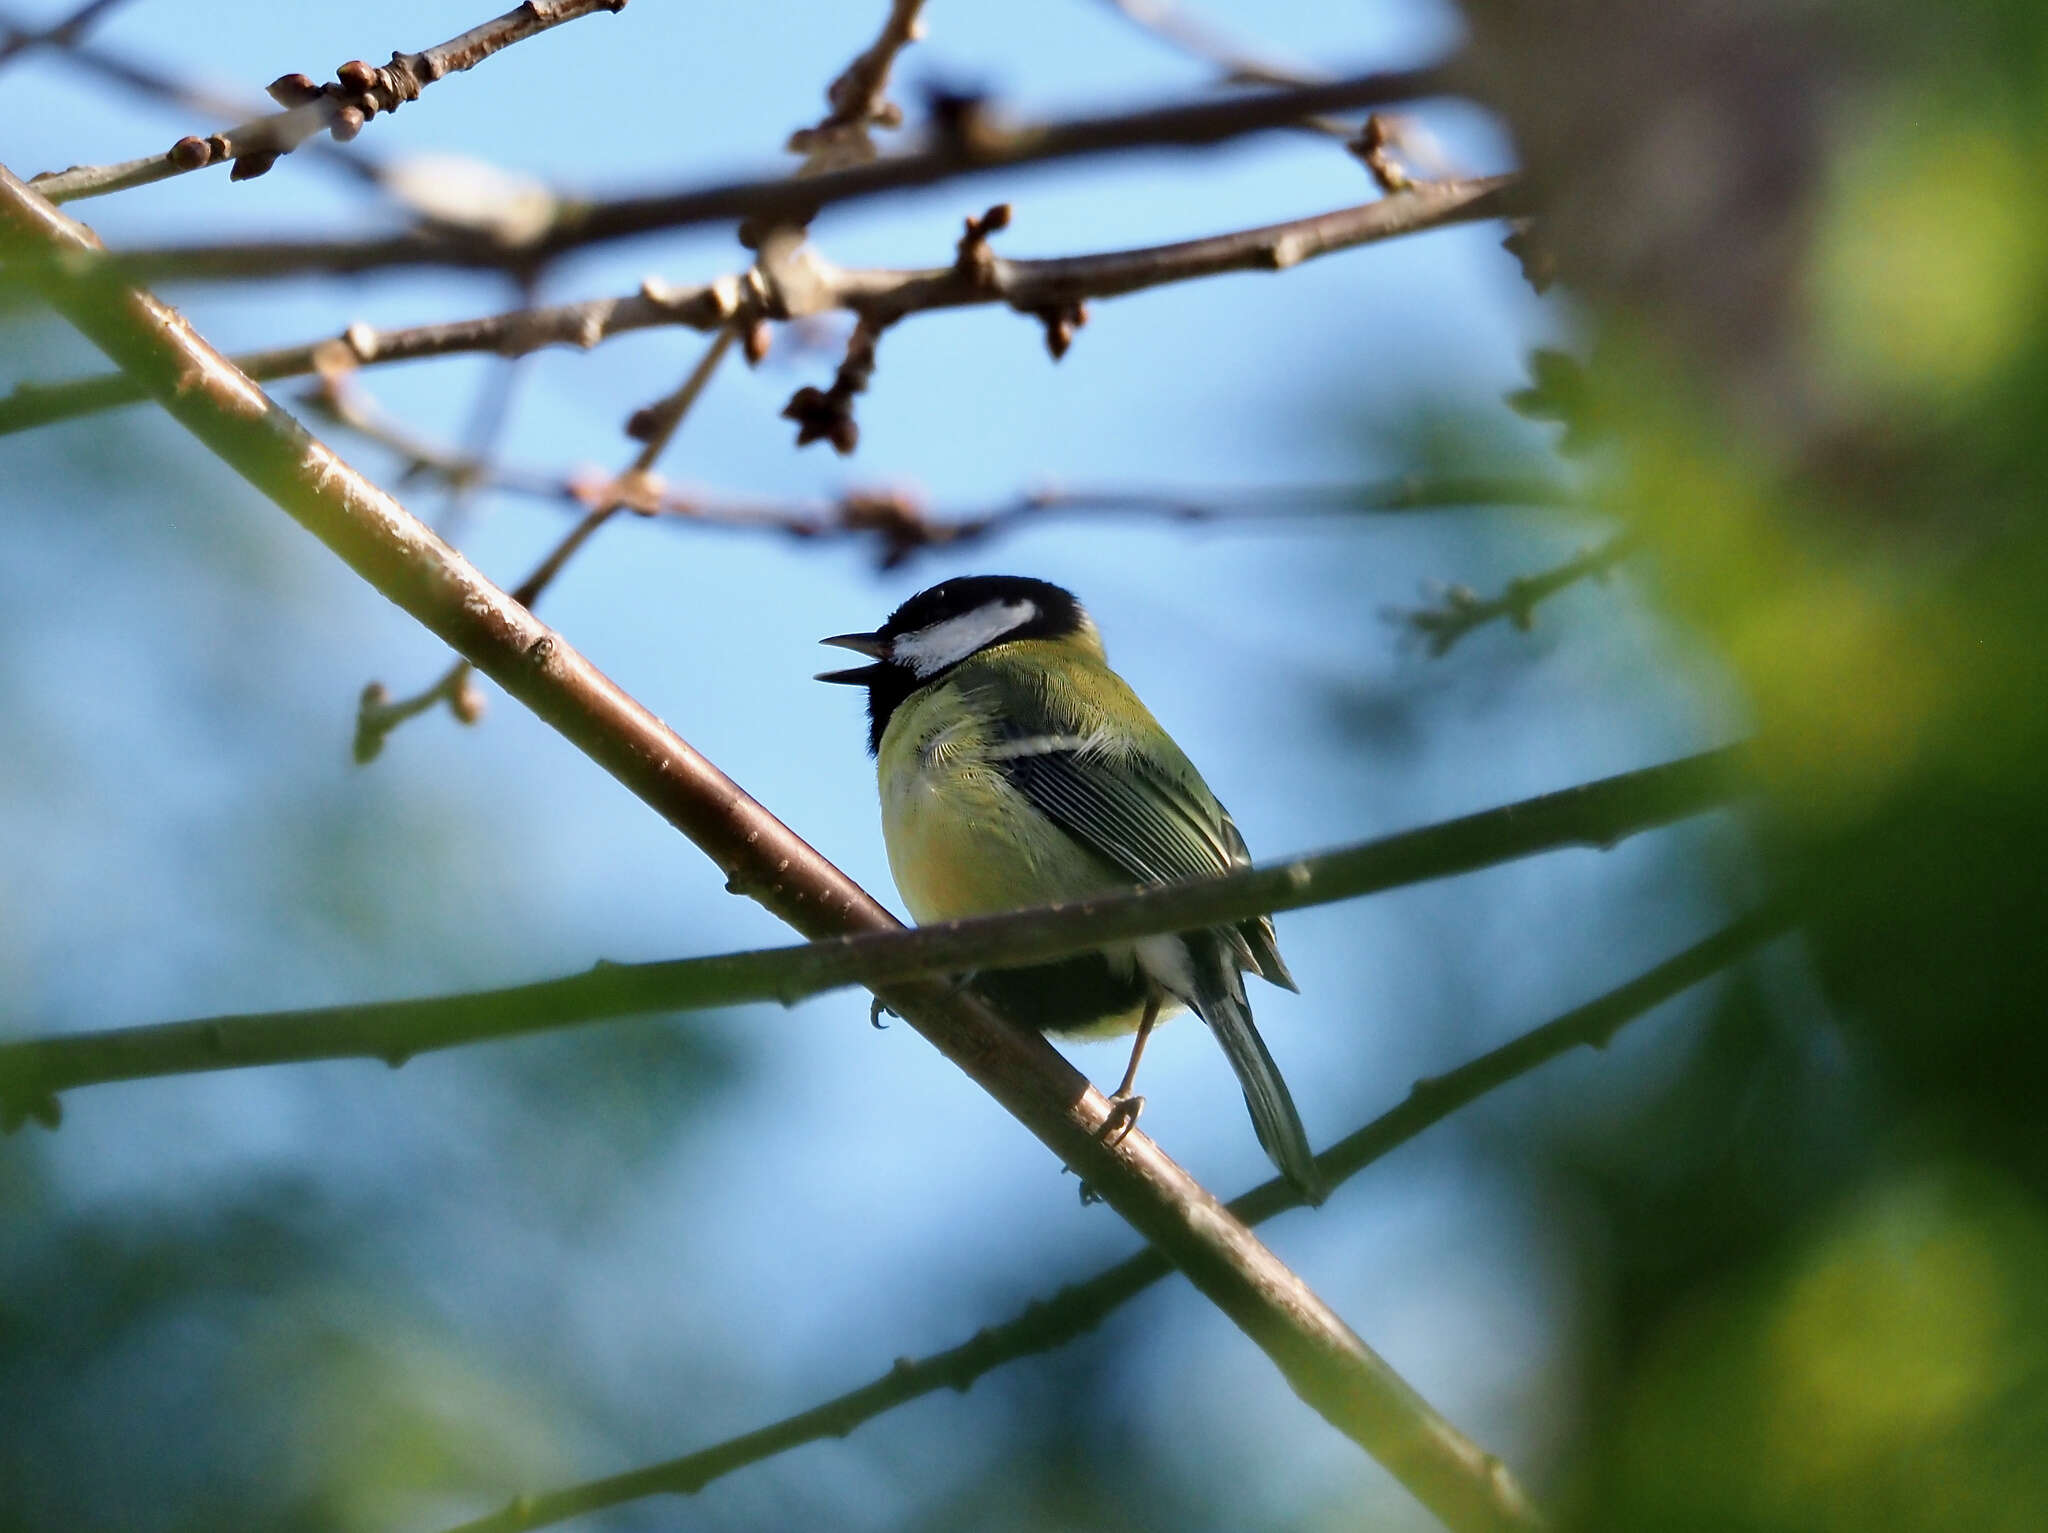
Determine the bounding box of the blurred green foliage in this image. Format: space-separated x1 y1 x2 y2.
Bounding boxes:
1457 0 2048 1526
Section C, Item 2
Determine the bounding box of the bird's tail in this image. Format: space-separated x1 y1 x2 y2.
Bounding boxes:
1186 939 1326 1206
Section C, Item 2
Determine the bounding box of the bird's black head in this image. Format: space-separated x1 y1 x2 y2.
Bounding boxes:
816 575 1096 753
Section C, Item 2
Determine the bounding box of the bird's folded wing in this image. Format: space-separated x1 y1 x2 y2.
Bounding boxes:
991 730 1236 885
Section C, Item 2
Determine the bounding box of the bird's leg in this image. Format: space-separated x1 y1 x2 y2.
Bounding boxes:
1099 994 1160 1148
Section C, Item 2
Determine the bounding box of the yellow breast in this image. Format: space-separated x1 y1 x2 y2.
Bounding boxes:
873 666 1175 1038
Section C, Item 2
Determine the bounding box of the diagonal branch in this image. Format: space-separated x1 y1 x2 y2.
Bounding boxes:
434 904 1792 1533
0 162 1540 1533
27 0 628 201
0 744 1747 1115
0 179 1515 436
8 65 1465 285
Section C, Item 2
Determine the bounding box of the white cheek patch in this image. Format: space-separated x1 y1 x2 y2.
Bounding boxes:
894 599 1037 676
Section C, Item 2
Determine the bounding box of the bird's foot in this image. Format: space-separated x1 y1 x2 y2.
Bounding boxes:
1099 1092 1145 1149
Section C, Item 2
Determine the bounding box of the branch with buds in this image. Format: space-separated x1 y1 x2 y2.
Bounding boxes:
27 0 627 200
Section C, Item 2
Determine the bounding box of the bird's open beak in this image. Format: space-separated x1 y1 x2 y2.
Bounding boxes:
816 630 888 684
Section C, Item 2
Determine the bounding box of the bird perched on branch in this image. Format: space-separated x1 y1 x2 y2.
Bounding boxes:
817 575 1324 1203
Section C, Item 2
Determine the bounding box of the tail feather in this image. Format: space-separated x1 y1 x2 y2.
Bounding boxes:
1184 940 1325 1205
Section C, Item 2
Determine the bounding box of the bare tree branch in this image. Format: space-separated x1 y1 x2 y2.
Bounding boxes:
26 0 628 201
0 743 1746 1116
0 3 399 201
1398 532 1637 656
0 179 1515 436
301 374 1579 565
0 65 1462 285
430 903 1790 1533
786 0 926 166
351 0 926 745
0 161 1542 1533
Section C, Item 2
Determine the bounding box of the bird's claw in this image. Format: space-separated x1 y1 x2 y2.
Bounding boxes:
1099 1092 1145 1149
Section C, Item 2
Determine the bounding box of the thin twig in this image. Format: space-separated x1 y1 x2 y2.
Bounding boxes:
1399 532 1638 656
0 2 392 189
431 904 1790 1533
27 0 628 201
0 744 1747 1115
5 65 1463 285
1094 0 1354 138
0 180 1515 436
304 376 1575 562
2 159 1544 1533
351 328 735 762
785 0 926 168
353 1 926 745
1097 0 1319 89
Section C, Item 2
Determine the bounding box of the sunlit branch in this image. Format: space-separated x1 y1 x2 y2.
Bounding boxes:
0 745 1746 1119
0 180 1514 437
433 904 1793 1533
0 157 1543 1533
27 0 627 202
2 65 1461 286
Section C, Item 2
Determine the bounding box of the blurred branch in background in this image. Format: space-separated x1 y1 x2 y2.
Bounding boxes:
0 742 1748 1118
1395 531 1636 655
434 904 1790 1533
305 363 1575 565
0 0 132 69
1098 0 1327 92
26 0 629 201
0 179 1516 436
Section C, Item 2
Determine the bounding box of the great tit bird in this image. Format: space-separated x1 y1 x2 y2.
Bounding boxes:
818 575 1325 1204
